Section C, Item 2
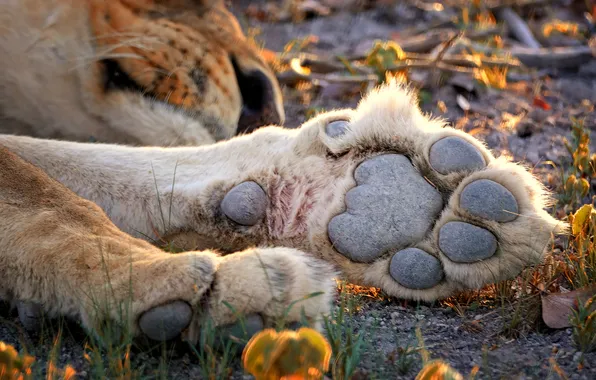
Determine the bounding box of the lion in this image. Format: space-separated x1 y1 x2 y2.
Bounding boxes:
0 0 285 145
0 0 565 346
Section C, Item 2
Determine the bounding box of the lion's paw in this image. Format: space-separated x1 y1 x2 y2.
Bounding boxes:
318 83 565 301
205 247 336 327
14 248 334 348
218 81 565 301
195 247 336 349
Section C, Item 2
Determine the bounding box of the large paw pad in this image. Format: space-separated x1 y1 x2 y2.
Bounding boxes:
438 221 497 263
459 179 519 222
327 154 443 263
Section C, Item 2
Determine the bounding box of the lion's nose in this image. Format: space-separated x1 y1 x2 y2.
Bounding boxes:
232 60 282 135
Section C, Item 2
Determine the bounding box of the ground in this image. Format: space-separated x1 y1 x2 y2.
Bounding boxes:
1 0 596 378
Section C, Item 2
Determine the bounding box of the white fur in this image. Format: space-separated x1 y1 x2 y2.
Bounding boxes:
0 81 566 302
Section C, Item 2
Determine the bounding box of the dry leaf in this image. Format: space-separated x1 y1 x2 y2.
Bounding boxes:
533 96 552 110
541 285 596 329
571 203 595 235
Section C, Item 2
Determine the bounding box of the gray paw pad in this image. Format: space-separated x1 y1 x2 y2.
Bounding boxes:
328 154 443 263
216 313 263 349
390 248 444 289
17 301 43 333
325 120 349 137
221 181 268 226
429 137 486 174
139 300 192 341
439 221 498 263
460 179 518 222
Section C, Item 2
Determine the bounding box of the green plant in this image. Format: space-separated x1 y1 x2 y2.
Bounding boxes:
189 315 238 380
414 327 467 380
570 295 596 353
565 204 596 288
558 118 596 212
0 341 35 380
364 40 407 84
497 270 543 338
80 242 143 379
388 342 420 376
0 336 77 380
46 335 77 380
322 286 366 380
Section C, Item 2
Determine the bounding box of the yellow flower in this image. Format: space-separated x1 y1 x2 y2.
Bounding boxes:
416 360 463 380
242 328 331 380
0 341 35 380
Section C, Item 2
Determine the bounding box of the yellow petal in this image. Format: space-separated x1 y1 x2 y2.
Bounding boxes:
243 329 280 378
295 328 332 370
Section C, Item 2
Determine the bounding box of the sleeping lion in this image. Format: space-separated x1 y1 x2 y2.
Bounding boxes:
0 0 564 345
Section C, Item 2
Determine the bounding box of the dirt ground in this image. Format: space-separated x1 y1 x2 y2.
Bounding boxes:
1 0 596 379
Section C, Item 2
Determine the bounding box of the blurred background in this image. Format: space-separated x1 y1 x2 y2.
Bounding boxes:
229 0 596 193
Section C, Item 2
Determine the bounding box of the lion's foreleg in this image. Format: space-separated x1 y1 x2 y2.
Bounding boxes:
0 145 217 341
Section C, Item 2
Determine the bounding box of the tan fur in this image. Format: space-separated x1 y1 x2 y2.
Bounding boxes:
0 81 566 316
0 0 350 342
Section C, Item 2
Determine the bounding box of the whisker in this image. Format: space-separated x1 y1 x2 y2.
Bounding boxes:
87 32 163 42
67 53 147 72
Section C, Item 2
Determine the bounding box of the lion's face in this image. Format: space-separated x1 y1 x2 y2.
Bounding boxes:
82 0 283 143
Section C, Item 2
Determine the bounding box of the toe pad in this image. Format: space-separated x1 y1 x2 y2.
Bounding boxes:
139 300 192 341
325 120 350 138
439 222 498 263
221 181 268 226
460 179 518 222
17 301 43 333
215 313 264 349
429 136 486 174
390 248 444 289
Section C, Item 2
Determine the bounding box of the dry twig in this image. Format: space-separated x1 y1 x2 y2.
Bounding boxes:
495 7 542 48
